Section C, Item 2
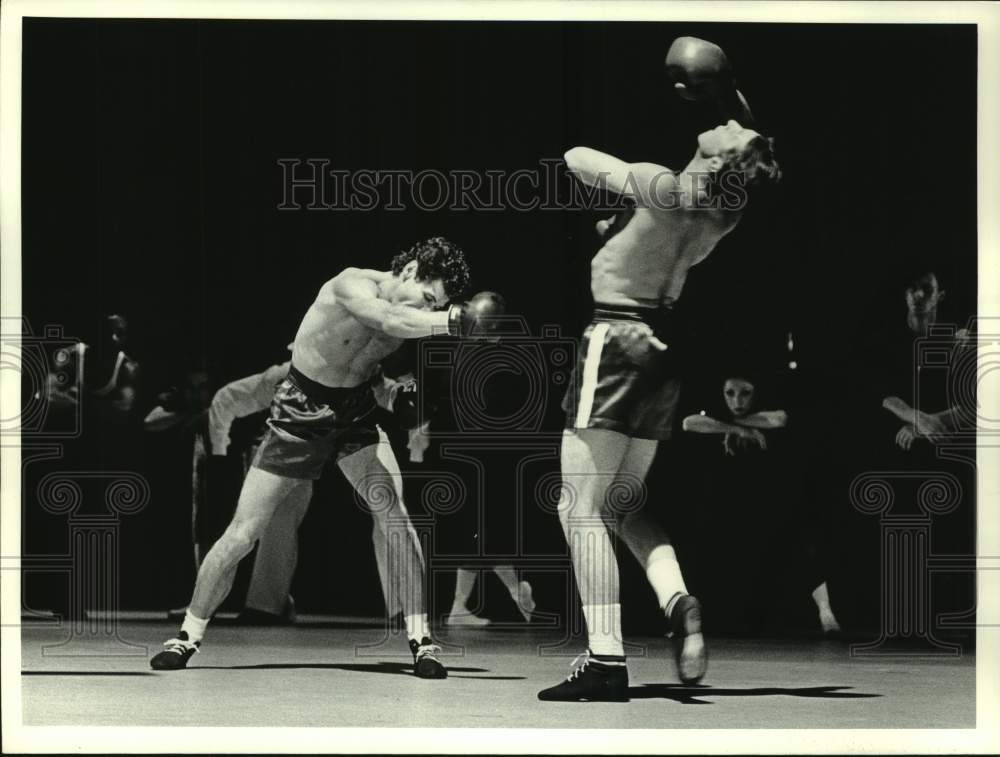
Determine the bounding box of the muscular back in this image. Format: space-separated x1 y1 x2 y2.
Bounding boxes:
591 199 739 308
291 274 403 388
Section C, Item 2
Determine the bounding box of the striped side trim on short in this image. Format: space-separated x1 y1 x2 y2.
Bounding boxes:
574 322 610 428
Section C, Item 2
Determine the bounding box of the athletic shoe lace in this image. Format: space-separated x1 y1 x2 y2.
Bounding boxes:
416 642 442 659
566 651 591 681
162 637 199 655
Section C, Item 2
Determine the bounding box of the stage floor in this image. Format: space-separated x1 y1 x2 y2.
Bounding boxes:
20 618 975 729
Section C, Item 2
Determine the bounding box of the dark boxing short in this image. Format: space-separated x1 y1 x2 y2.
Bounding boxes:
252 364 379 480
562 304 682 441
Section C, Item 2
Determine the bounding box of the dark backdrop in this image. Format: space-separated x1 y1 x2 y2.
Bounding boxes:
21 19 977 634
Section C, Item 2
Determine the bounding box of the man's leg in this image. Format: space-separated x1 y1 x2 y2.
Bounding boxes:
338 442 446 679
370 431 404 620
610 439 685 607
611 437 706 684
242 483 310 619
538 428 629 701
152 467 310 670
562 429 629 656
189 468 308 618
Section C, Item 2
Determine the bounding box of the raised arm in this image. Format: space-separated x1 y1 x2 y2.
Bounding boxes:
715 88 755 128
665 36 756 127
563 148 676 207
332 268 450 339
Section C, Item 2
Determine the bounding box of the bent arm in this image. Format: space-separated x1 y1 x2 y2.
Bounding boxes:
208 362 288 455
926 406 966 434
682 414 743 435
564 148 676 207
332 269 450 339
883 396 957 436
882 396 915 423
732 410 787 429
916 406 964 436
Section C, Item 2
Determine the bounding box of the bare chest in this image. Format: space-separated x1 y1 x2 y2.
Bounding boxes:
294 302 402 385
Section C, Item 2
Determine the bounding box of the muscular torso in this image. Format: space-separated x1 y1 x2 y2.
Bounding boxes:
291 278 403 388
591 184 739 307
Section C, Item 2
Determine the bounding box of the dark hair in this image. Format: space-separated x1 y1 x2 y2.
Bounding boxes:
903 269 939 292
720 359 770 405
728 135 781 185
707 135 782 208
390 236 471 301
723 372 758 390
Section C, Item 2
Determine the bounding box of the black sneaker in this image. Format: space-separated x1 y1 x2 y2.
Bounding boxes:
150 631 200 671
537 651 629 702
668 594 707 684
409 637 447 679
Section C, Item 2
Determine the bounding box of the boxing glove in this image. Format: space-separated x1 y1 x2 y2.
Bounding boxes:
447 291 506 338
665 36 735 102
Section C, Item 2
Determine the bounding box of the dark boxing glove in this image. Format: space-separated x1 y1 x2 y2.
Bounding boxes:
665 36 734 102
447 291 506 338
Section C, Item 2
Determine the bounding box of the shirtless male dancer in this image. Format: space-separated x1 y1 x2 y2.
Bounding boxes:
538 37 781 701
151 237 504 678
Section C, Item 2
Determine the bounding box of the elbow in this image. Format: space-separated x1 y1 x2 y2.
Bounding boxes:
681 416 696 432
209 388 229 414
564 147 585 171
774 410 788 428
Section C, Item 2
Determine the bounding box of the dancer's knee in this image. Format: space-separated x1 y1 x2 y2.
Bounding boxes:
219 517 264 560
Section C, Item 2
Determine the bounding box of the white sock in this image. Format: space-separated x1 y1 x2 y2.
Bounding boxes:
645 545 688 613
405 613 429 642
181 611 209 643
582 603 624 658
